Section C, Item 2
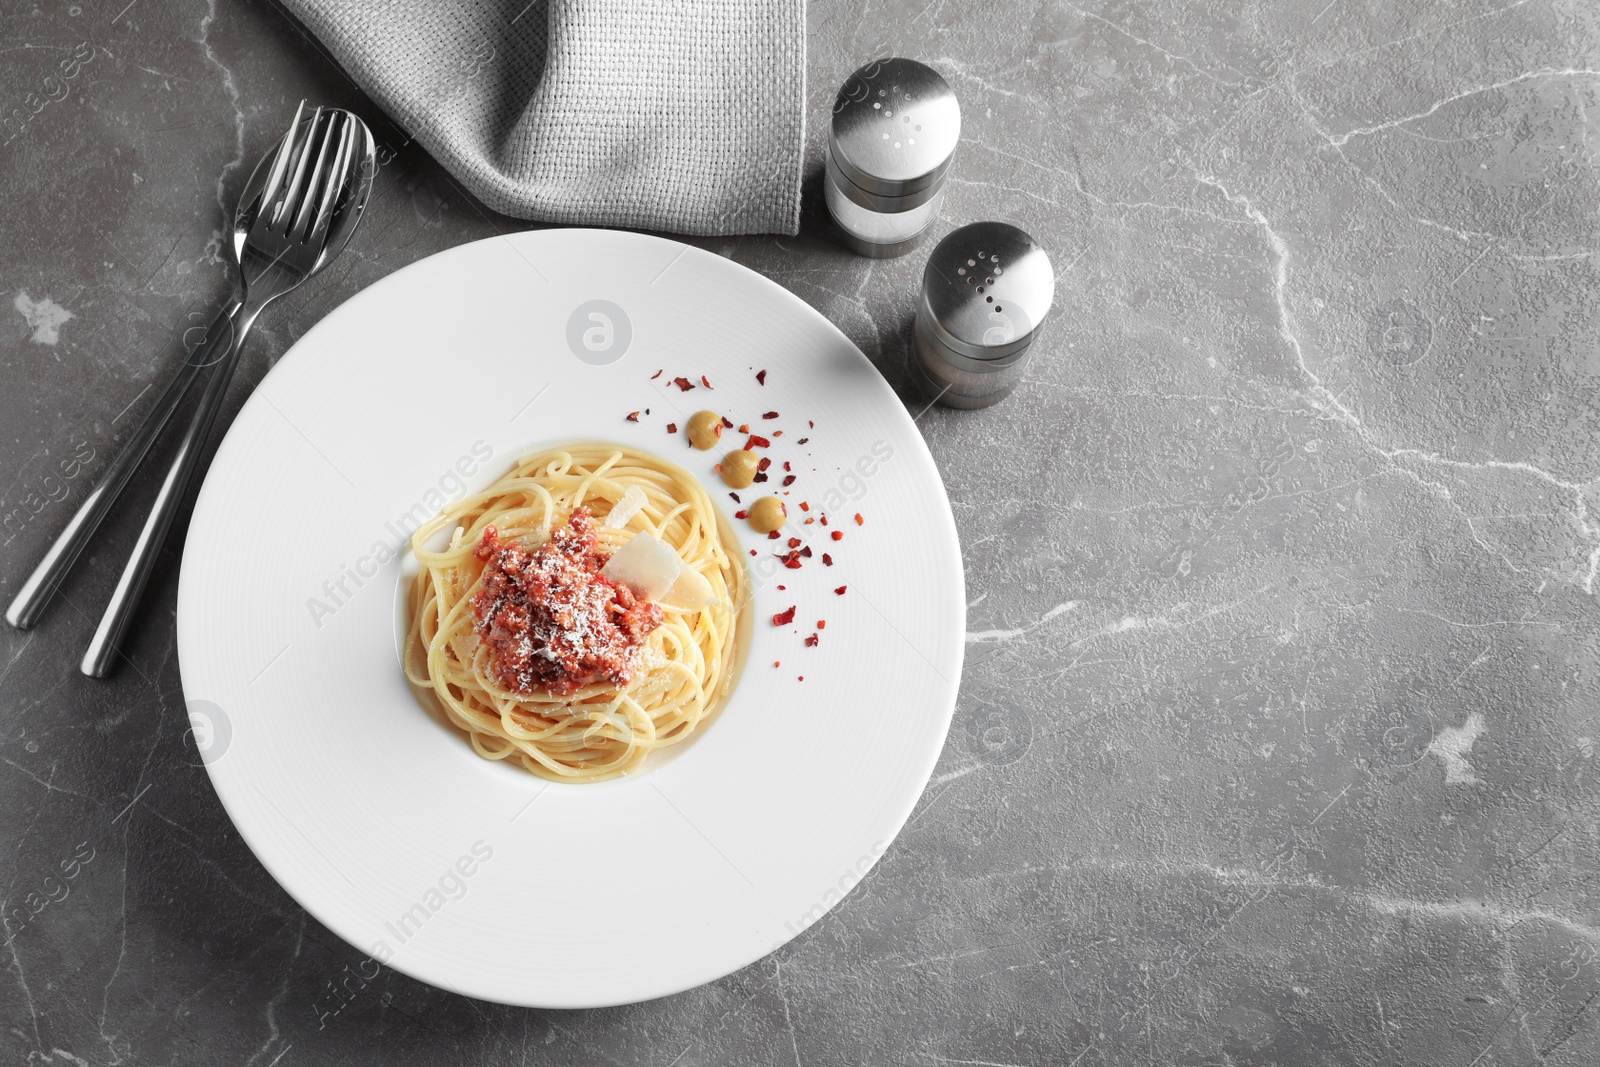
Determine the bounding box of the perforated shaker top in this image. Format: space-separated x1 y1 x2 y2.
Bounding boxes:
829 58 960 200
920 222 1054 361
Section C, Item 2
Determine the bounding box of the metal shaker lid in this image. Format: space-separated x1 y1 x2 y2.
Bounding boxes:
829 58 960 208
919 222 1054 361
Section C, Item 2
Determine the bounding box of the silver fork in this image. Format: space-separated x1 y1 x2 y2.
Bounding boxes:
79 105 376 677
2 102 375 675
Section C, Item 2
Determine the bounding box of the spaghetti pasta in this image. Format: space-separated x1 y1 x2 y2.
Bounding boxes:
404 444 744 782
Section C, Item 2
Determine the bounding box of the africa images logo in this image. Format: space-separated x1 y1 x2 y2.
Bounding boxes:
1367 300 1432 367
183 699 233 766
566 300 632 366
305 440 496 629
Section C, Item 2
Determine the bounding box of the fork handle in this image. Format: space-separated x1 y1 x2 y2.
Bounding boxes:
5 298 244 631
81 299 264 677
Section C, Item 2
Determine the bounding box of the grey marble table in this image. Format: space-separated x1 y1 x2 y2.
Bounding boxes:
4 1 1598 1064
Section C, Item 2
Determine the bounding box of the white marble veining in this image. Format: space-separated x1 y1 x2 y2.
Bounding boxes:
2 0 1597 1064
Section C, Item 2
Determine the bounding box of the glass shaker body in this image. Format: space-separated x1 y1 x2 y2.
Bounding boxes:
824 165 947 258
825 59 959 258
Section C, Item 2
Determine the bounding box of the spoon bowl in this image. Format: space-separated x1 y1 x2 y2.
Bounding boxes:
78 105 376 675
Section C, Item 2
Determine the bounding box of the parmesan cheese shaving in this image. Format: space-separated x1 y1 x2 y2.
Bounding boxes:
657 566 714 612
603 485 649 529
600 531 682 600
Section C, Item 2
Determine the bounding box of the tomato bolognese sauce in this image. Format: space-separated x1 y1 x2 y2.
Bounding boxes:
471 510 664 697
404 446 745 783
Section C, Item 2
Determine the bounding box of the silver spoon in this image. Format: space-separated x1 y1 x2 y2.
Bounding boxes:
78 104 376 677
2 102 374 674
83 104 377 676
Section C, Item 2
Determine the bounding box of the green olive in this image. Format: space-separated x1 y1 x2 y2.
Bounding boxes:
748 496 786 533
687 410 724 451
719 448 759 488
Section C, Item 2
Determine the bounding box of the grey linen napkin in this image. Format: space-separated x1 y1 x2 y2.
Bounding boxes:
284 0 805 236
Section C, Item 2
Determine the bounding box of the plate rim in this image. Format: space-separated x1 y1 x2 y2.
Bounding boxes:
177 226 966 1007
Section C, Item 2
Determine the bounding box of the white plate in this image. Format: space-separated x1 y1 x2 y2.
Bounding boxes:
177 228 964 1008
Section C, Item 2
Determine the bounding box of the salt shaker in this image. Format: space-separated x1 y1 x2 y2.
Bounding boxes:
824 58 960 258
910 222 1055 409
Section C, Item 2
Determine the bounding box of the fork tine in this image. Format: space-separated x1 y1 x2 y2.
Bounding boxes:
273 105 324 230
257 100 305 224
311 114 356 237
273 106 322 229
267 109 316 230
290 111 344 240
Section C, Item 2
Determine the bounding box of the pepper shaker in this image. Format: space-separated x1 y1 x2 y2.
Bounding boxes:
824 58 960 258
910 222 1055 409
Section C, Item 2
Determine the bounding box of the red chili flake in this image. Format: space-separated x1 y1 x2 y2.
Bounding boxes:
798 501 810 512
783 556 802 569
797 437 809 444
626 411 640 422
817 620 827 629
749 549 758 556
774 660 781 667
773 431 783 437
803 517 814 525
701 375 713 389
782 475 796 487
672 376 695 392
762 411 780 419
834 585 847 595
773 606 796 626
756 369 767 385
777 584 786 591
720 415 733 429
799 545 812 557
820 514 829 526
757 457 772 471
782 461 791 471
808 420 814 428
822 553 833 566
744 434 771 450
831 530 843 541
729 492 741 503
753 471 768 483
854 513 864 526
767 529 780 539
798 675 804 681
805 634 819 648
650 369 663 379
738 423 750 433
787 536 801 548
735 509 748 519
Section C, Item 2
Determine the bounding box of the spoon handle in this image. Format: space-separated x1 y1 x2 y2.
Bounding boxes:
81 299 263 677
5 298 243 631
